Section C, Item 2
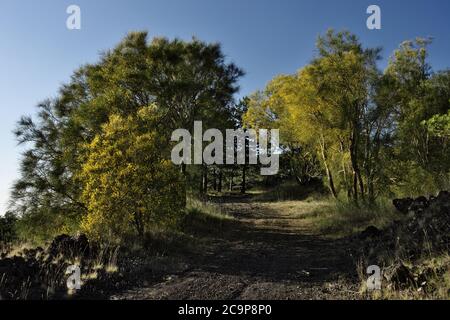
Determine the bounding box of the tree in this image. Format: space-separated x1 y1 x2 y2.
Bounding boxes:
244 31 381 201
79 106 186 241
11 32 243 238
11 100 86 227
385 39 450 193
312 31 382 203
243 30 450 201
422 109 450 184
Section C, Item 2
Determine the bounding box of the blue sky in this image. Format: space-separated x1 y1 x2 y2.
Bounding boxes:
1 0 450 213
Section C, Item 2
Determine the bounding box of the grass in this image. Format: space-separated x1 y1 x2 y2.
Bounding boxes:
186 197 233 221
309 198 403 238
247 180 402 238
252 181 402 238
181 197 234 237
0 239 123 299
251 179 327 202
245 193 401 238
2 243 35 258
90 245 120 273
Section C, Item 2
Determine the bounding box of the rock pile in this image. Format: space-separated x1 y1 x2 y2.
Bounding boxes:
48 234 91 259
360 191 449 291
393 191 449 215
361 191 449 258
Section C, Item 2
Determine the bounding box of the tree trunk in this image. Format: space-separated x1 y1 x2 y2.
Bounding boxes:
212 168 217 191
241 165 247 194
326 164 338 199
203 165 208 194
320 137 337 198
352 171 358 203
133 211 145 240
218 169 223 193
357 171 365 199
339 139 351 200
199 168 204 194
350 125 364 203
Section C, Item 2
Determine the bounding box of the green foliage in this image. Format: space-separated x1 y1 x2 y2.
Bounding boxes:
11 99 86 236
11 31 242 240
252 179 326 202
244 30 450 201
14 208 81 245
423 109 450 138
385 40 450 173
389 161 450 197
7 28 450 242
0 212 18 244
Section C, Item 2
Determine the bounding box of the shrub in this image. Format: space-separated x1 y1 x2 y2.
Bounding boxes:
79 107 186 242
0 212 18 244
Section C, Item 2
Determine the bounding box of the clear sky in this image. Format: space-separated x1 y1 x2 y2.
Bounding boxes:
1 0 450 213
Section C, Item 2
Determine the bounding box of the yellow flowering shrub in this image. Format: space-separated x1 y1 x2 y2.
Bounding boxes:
79 106 186 241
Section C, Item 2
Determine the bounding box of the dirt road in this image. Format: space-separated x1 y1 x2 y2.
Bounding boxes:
111 198 361 300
